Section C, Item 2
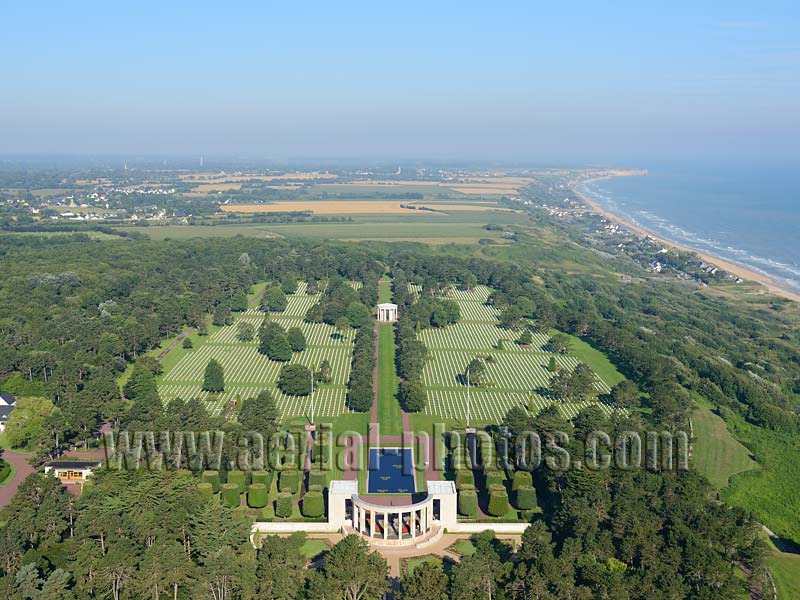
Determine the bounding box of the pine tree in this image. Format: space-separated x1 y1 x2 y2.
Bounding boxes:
202 359 225 392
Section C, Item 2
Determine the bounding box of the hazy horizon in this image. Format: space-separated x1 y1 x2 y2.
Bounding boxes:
2 2 798 163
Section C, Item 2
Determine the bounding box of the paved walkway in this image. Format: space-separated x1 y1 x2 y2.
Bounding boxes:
0 450 35 508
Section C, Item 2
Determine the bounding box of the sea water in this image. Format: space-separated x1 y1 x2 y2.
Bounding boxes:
577 162 800 294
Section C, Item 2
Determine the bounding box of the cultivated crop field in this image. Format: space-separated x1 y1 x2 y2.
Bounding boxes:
415 285 617 421
158 282 355 418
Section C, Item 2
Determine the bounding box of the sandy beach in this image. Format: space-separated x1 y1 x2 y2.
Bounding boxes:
573 176 800 303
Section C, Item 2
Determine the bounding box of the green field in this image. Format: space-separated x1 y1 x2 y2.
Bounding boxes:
691 397 756 489
120 208 524 244
157 281 356 419
723 412 800 545
416 285 621 423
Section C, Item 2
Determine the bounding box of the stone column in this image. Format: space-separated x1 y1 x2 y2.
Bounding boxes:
383 512 388 541
359 506 366 536
411 510 417 540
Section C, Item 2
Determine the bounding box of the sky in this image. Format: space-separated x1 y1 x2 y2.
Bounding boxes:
1 1 798 163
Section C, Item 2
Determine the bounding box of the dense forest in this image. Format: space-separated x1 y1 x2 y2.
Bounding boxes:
0 232 798 597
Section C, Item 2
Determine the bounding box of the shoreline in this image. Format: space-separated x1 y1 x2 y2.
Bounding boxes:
573 175 800 304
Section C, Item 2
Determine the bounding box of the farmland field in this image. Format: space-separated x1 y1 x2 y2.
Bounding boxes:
157 281 355 419
416 285 620 422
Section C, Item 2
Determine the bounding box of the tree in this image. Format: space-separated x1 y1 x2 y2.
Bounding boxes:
398 561 448 600
548 333 571 354
286 326 306 352
316 535 389 600
499 305 525 329
238 390 279 439
346 302 370 329
335 316 351 339
465 358 486 386
547 356 557 372
609 380 639 408
267 334 292 361
236 321 255 342
262 287 287 312
202 359 224 392
182 337 193 349
280 274 297 295
516 329 534 346
258 320 285 355
212 303 232 327
3 396 55 450
256 534 307 599
278 364 312 396
317 359 332 383
230 290 248 312
401 379 426 412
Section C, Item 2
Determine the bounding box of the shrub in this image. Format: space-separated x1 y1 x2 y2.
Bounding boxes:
279 470 299 494
487 488 509 517
458 489 478 517
515 486 537 510
511 470 532 492
220 483 240 507
198 482 214 499
202 470 221 494
302 490 324 517
455 470 475 490
251 470 272 487
275 492 293 518
182 337 193 349
247 483 268 508
0 460 10 483
309 469 327 490
227 470 246 493
484 469 505 489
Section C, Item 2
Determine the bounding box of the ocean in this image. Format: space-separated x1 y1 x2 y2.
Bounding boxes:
577 162 800 295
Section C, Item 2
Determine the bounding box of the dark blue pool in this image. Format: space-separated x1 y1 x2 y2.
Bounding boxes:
367 448 416 494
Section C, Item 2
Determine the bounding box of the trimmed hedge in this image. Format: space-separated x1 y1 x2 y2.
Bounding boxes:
0 460 11 483
247 483 268 508
487 487 509 517
220 483 240 507
458 489 478 517
227 470 246 494
308 484 323 493
202 471 221 494
279 470 300 494
251 470 272 487
198 482 214 499
515 486 537 510
511 471 532 492
302 490 324 517
275 492 293 518
309 469 328 490
455 470 475 490
484 469 505 488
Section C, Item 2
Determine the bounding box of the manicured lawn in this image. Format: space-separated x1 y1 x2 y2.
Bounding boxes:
402 555 442 576
560 332 626 387
691 398 756 489
299 539 330 560
377 323 403 436
768 552 800 599
450 539 477 557
378 277 392 303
